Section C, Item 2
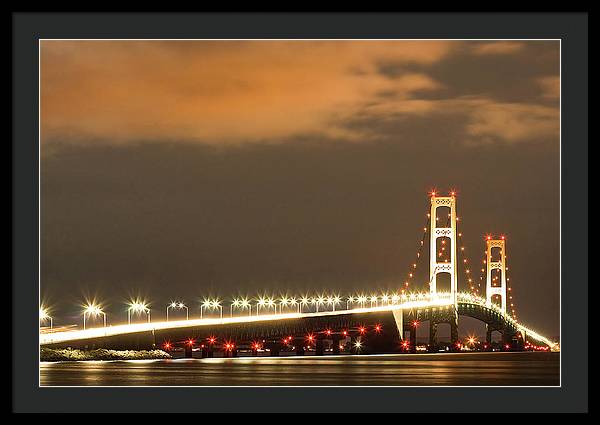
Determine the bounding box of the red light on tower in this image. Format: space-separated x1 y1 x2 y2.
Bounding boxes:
358 326 366 334
486 235 492 241
342 330 348 336
186 338 194 346
325 329 332 336
412 320 419 328
501 235 506 240
374 324 382 333
429 189 437 197
163 342 171 350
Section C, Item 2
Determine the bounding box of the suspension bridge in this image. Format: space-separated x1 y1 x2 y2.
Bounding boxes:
39 192 559 355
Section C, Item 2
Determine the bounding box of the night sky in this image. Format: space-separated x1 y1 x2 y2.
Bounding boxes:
40 41 559 337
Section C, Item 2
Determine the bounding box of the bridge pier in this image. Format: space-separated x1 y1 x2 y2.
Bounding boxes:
486 326 493 345
429 322 438 349
315 336 325 356
409 326 417 353
184 344 193 358
293 338 305 356
450 316 459 348
267 342 282 357
332 335 341 355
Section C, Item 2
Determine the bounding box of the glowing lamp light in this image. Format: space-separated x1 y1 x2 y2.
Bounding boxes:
374 324 382 333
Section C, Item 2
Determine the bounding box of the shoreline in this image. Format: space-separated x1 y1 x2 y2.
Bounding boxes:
40 347 171 362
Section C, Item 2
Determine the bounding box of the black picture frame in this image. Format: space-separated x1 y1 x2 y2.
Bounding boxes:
12 12 588 413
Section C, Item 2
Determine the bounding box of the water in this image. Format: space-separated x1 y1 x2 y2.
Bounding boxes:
40 351 559 386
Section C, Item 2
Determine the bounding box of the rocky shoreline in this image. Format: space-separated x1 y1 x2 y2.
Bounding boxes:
40 347 171 362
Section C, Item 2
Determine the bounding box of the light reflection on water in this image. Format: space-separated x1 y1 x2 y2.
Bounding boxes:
40 352 559 387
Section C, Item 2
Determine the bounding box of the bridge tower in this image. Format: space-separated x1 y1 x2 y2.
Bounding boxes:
485 236 507 313
429 193 458 306
428 192 459 347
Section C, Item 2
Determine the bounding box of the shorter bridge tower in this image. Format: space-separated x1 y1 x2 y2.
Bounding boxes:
485 236 508 313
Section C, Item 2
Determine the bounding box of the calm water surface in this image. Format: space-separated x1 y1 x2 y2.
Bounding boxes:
40 351 559 386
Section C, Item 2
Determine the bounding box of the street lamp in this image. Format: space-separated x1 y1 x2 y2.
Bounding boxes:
201 299 222 319
256 297 267 316
128 301 150 324
39 307 52 330
346 296 355 310
167 301 188 321
240 298 252 316
289 297 298 313
230 299 241 317
332 295 341 311
83 303 106 330
230 298 251 317
200 299 211 319
266 297 276 314
317 296 325 312
211 300 223 319
299 296 310 313
370 295 378 308
326 296 334 311
278 297 290 314
357 295 367 308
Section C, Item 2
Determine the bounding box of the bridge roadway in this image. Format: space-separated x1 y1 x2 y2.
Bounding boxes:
40 293 557 352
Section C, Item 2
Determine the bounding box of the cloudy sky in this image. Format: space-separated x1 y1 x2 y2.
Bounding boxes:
40 40 559 337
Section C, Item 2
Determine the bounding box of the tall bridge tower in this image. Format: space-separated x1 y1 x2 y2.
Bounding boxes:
429 193 458 306
427 192 459 346
485 236 508 313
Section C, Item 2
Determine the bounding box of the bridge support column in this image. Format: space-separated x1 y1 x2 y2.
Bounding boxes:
429 322 438 349
315 337 324 356
269 342 282 357
294 338 305 356
184 344 193 358
486 326 493 345
332 335 341 355
409 326 417 353
450 312 459 347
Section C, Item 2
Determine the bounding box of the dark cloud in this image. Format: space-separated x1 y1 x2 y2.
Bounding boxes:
376 41 559 105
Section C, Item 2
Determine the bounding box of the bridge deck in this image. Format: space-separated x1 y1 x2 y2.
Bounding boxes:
39 293 557 349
